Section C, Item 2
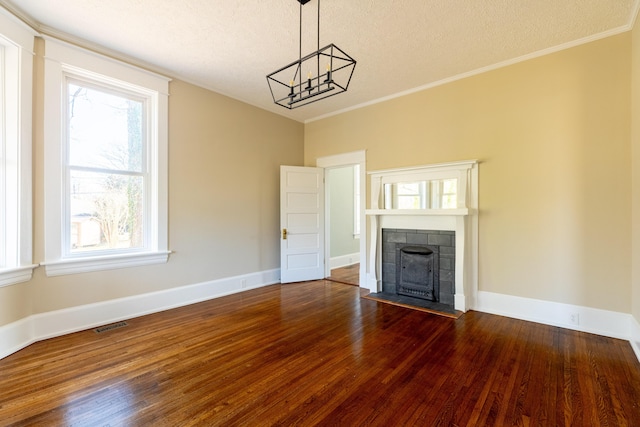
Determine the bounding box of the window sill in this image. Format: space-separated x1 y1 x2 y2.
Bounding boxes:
0 265 38 288
41 251 171 277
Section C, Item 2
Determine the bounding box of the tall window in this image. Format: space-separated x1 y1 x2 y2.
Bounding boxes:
66 79 147 255
0 9 35 287
43 39 169 276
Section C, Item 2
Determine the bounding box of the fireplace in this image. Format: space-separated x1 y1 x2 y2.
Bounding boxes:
381 229 455 308
365 160 478 312
396 245 438 301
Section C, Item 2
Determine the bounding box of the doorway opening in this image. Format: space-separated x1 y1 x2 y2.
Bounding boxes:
316 151 366 289
326 165 360 286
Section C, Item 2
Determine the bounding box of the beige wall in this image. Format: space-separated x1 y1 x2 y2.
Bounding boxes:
0 41 304 326
632 18 640 323
306 34 632 313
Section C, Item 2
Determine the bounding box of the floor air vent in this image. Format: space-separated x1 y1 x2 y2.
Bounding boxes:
94 321 128 334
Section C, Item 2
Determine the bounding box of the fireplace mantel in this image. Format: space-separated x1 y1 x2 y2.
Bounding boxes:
365 160 478 312
365 208 470 216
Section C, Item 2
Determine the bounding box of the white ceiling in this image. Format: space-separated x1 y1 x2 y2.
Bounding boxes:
2 0 638 123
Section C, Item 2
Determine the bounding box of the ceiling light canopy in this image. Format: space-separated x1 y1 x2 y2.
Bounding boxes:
266 0 356 109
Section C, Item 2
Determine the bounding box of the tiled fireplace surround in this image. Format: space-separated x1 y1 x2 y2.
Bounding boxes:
381 229 456 308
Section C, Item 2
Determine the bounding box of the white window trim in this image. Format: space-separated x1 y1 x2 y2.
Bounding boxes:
42 37 171 276
0 9 37 288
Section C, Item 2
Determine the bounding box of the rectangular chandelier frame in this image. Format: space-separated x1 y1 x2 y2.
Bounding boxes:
267 43 356 109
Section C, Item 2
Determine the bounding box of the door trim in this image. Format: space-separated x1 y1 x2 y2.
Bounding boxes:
316 150 367 289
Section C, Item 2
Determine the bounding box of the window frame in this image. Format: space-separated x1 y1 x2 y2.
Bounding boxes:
63 76 150 257
0 9 36 288
42 37 170 276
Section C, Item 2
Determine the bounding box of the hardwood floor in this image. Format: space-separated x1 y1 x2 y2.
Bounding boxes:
328 263 359 286
1 280 639 426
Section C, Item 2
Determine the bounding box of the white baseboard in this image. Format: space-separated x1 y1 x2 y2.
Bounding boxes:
631 315 640 362
330 253 360 270
0 269 280 360
0 317 34 361
475 291 632 340
475 291 640 364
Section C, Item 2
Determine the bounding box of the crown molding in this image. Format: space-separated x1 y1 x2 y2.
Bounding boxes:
630 0 640 28
306 24 634 124
0 1 38 30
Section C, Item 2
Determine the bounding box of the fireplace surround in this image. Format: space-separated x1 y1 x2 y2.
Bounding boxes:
365 160 478 312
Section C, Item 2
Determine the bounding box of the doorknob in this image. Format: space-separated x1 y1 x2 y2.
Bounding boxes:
282 228 288 240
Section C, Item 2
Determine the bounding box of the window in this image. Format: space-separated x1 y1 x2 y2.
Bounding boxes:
0 10 36 287
43 38 170 276
66 80 146 254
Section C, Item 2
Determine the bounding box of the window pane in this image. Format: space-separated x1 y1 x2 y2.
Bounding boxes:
70 170 144 252
68 82 143 172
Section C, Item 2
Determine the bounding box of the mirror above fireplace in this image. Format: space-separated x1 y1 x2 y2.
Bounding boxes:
383 178 457 210
367 159 476 215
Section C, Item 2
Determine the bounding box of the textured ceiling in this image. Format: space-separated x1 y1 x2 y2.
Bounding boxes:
2 0 638 122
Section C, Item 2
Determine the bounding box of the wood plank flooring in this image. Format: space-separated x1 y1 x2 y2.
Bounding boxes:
328 263 359 286
1 280 639 426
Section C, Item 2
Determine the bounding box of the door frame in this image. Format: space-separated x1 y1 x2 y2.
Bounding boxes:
316 150 367 289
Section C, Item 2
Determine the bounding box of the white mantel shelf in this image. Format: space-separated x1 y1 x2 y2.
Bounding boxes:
366 208 469 216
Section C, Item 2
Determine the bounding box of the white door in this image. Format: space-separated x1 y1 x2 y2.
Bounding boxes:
280 166 325 283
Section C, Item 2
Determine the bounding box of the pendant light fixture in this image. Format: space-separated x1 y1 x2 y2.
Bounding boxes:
266 0 356 109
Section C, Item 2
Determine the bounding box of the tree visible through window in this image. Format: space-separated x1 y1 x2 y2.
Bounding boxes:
67 81 146 253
